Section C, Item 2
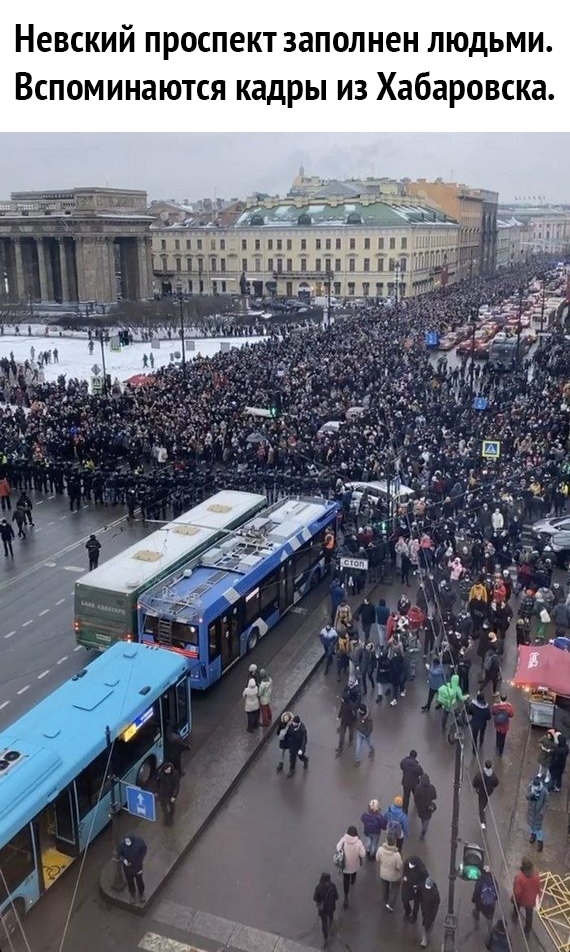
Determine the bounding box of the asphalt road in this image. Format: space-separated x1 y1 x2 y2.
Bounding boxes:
0 492 151 727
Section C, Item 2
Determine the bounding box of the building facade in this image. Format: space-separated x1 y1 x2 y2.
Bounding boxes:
151 199 460 301
0 188 154 304
496 218 527 270
497 204 570 258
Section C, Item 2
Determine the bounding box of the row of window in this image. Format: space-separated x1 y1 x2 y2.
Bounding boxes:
153 252 452 275
158 235 411 253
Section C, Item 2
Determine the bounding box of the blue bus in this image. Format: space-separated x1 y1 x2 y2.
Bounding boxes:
138 496 339 688
0 644 190 938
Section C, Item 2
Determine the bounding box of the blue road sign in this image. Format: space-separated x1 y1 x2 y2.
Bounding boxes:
425 331 440 346
473 397 488 411
125 784 156 822
482 440 501 459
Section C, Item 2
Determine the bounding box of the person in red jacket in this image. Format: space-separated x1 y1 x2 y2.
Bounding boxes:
512 856 541 935
491 694 514 757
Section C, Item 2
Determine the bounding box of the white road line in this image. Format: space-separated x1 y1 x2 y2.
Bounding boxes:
56 656 68 665
17 686 30 695
35 527 42 531
0 701 10 711
59 515 67 520
37 670 50 679
38 609 50 616
4 631 16 639
47 521 56 526
36 500 45 505
48 495 56 500
44 562 57 567
55 598 65 605
74 645 83 652
63 565 84 572
21 620 33 627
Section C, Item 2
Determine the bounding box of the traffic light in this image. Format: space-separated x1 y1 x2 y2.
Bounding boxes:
269 392 283 419
460 843 485 881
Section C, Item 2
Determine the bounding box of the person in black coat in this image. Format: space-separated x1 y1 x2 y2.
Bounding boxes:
486 919 510 952
118 833 147 903
86 533 101 570
0 519 15 557
418 877 440 948
313 872 339 947
156 761 180 825
468 693 492 752
400 749 424 813
414 773 437 840
286 715 308 775
472 867 498 933
402 855 428 921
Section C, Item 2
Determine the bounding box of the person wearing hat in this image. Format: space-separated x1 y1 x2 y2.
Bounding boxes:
384 796 409 854
401 855 428 922
258 669 273 727
360 798 387 860
472 866 498 935
248 663 261 687
512 856 541 935
118 833 147 904
526 776 548 852
336 678 360 756
313 871 339 947
276 711 293 773
285 715 308 776
354 703 375 764
86 533 101 570
242 678 260 732
491 694 514 757
537 728 557 785
473 760 499 830
418 876 440 947
480 636 502 697
376 833 403 911
399 749 423 813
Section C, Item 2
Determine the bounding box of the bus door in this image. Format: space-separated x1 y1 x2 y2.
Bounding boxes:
220 608 240 670
161 676 191 739
279 562 294 612
36 785 78 891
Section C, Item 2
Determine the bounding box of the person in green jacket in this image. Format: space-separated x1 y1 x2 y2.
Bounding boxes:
437 674 469 731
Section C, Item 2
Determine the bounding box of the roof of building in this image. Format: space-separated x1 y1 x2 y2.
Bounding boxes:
235 201 457 228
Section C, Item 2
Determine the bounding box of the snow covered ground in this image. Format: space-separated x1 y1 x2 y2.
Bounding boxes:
0 327 264 385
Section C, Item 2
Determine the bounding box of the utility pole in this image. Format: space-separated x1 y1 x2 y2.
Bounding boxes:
106 725 125 892
326 267 333 329
442 735 464 952
394 261 400 333
468 308 477 425
540 274 546 333
177 289 187 375
516 284 524 372
99 329 108 396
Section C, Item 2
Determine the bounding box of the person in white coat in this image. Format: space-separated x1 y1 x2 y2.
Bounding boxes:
376 833 403 911
242 678 260 732
491 508 504 532
336 825 366 908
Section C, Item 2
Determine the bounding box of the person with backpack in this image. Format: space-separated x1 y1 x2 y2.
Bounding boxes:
480 635 502 697
334 598 353 637
313 872 339 947
486 919 510 952
491 694 514 757
336 630 351 681
414 773 437 840
526 776 548 851
472 867 499 935
421 656 446 712
384 796 409 854
335 825 366 909
437 674 469 732
360 798 387 860
401 855 428 922
548 730 568 792
467 693 492 753
354 704 375 764
276 711 293 773
376 833 403 911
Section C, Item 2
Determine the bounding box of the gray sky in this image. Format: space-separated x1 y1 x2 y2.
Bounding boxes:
0 132 567 204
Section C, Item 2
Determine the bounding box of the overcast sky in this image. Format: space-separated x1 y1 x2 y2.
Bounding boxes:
0 133 567 205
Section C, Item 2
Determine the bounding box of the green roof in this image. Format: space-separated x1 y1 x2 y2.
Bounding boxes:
235 201 456 228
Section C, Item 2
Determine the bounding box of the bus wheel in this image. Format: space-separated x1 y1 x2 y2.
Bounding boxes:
1 898 25 938
136 756 156 788
247 629 259 653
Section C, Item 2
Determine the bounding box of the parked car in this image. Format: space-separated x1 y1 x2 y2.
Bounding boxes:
346 480 414 515
531 515 570 565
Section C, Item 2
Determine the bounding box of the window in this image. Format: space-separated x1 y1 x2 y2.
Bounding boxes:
363 282 370 296
389 237 396 249
220 259 226 272
151 256 155 271
335 238 341 250
185 239 191 250
300 258 307 271
244 587 261 624
175 239 180 250
348 282 355 296
221 280 226 293
255 239 261 251
210 239 216 251
301 238 307 250
335 258 341 271
276 259 283 273
286 239 292 250
286 281 293 296
400 258 407 272
378 237 384 249
188 280 193 293
76 748 113 817
197 257 204 273
210 258 217 272
197 239 203 250
316 238 321 250
212 281 218 294
349 259 356 272
186 257 192 271
161 239 166 250
325 238 331 250
286 258 292 270
220 239 225 250
175 257 181 272
389 258 395 271
0 827 35 903
255 260 261 272
364 238 370 250
363 258 370 272
241 239 247 250
268 239 273 250
401 237 407 249
315 258 322 271
113 701 162 778
333 281 341 295
259 569 280 615
242 258 248 271
267 257 274 271
277 239 282 251
349 238 356 250
377 259 384 272
161 256 168 271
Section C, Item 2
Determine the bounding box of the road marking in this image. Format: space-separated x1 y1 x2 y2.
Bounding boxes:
0 701 10 711
36 500 45 505
48 495 56 500
74 645 83 652
59 515 67 520
55 598 65 605
37 670 50 679
17 686 30 695
63 565 84 572
139 934 208 952
35 527 42 531
38 609 50 616
4 631 16 639
47 521 56 526
44 561 57 567
56 656 68 665
21 620 33 627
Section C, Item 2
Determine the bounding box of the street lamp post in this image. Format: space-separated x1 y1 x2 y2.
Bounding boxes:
442 734 464 952
325 267 333 329
540 274 547 333
176 289 187 375
98 329 108 396
467 308 477 425
394 261 401 332
516 284 524 372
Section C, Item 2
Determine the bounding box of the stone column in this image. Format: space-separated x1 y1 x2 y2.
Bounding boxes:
103 238 117 301
36 238 51 302
136 237 152 300
58 237 70 301
0 240 7 301
13 238 26 302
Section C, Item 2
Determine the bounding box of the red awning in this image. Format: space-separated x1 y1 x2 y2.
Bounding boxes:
514 645 570 697
125 374 155 387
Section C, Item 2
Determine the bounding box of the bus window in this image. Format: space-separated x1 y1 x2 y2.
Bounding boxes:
114 703 161 778
170 623 198 651
175 678 190 734
0 826 34 904
220 613 240 669
259 569 279 617
75 749 113 819
52 788 76 846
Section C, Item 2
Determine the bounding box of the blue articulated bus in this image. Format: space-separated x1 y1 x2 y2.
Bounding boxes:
0 644 190 939
138 496 339 688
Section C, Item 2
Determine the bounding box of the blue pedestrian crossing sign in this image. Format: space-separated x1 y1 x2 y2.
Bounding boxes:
482 440 501 459
125 784 156 822
473 397 488 411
